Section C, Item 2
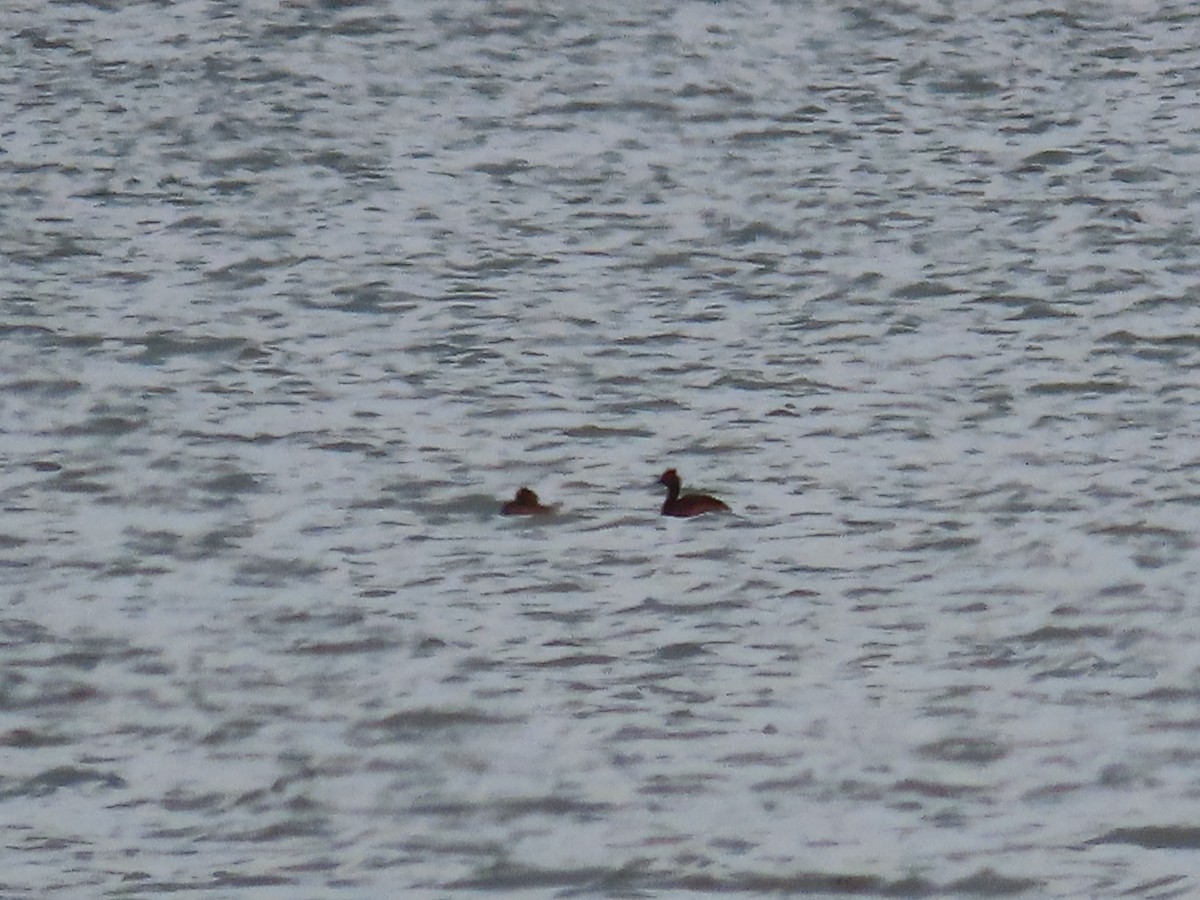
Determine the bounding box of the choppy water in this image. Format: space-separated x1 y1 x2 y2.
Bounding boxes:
4 0 1200 896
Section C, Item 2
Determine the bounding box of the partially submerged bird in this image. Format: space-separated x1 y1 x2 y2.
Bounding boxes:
658 468 730 517
501 487 555 516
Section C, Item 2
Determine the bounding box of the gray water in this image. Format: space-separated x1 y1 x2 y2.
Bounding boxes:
4 1 1200 896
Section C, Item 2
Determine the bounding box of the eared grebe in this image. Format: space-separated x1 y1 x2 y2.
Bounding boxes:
501 487 555 516
658 469 730 517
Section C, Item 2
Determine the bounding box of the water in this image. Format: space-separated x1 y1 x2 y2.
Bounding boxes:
3 0 1200 896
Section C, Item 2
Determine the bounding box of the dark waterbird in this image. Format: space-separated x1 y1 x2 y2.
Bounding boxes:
501 487 555 516
658 469 730 517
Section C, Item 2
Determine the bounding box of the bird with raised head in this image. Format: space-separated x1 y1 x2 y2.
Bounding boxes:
658 469 730 517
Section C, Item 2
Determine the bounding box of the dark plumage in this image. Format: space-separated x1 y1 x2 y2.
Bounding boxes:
501 487 555 516
658 469 730 517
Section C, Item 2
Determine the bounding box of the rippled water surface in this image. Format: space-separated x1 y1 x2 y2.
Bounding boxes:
4 1 1200 896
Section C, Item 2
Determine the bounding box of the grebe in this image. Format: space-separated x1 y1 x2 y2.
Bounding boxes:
658 469 730 517
501 487 555 516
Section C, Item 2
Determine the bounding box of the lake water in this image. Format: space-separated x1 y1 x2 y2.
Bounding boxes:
4 0 1200 896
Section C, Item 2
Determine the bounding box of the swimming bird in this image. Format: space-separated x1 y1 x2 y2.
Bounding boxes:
658 468 730 517
501 487 555 516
